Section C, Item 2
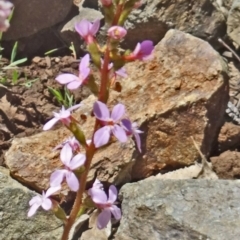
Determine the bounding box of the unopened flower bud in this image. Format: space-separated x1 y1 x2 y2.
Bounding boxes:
100 0 112 7
108 26 127 40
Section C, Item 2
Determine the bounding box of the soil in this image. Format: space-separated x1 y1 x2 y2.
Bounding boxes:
0 55 92 165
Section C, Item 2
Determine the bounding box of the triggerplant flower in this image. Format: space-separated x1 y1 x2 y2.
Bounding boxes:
108 26 127 40
56 54 90 90
50 144 86 191
53 136 81 152
75 19 100 44
0 0 13 32
90 184 121 229
27 185 61 217
43 104 82 130
93 101 127 148
121 119 143 152
88 178 104 197
126 40 154 61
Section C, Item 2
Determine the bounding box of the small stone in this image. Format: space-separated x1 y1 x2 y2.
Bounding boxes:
32 56 41 63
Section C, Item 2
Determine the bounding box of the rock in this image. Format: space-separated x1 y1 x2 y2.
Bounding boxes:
115 179 240 240
227 0 240 48
0 167 63 240
218 122 240 152
211 150 240 178
124 0 226 49
2 0 78 57
5 30 228 194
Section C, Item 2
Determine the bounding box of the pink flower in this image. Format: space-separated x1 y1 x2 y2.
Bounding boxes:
126 40 154 61
75 19 100 44
53 136 81 152
99 0 112 6
27 186 61 217
93 101 128 148
88 178 104 197
108 26 127 40
43 104 82 130
121 119 143 152
56 54 90 90
90 184 121 229
0 1 13 32
50 144 86 192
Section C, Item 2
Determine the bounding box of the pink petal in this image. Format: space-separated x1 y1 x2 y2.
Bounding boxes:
133 42 141 56
55 73 78 84
27 203 40 217
93 101 110 121
43 117 59 131
41 198 52 211
134 132 142 153
75 20 91 37
90 19 100 35
29 196 41 206
79 54 90 72
97 209 111 229
50 170 66 187
45 185 61 198
111 104 125 122
112 125 127 142
66 171 79 191
67 80 82 90
94 126 111 148
60 144 73 166
67 103 82 112
110 205 121 220
91 188 108 204
108 185 118 203
69 153 86 170
80 67 90 82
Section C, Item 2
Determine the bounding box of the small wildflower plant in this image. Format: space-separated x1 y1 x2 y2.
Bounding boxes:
25 1 154 239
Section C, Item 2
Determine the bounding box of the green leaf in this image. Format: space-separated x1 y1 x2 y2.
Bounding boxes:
10 41 18 63
12 70 18 84
48 87 64 102
44 48 59 56
7 58 28 67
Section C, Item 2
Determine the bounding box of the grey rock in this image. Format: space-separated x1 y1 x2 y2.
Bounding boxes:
0 167 63 240
124 0 226 49
116 179 240 240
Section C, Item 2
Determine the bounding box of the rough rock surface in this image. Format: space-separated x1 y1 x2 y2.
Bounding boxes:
0 167 63 240
124 0 226 48
227 0 240 47
5 30 228 193
211 150 240 178
115 179 240 240
217 122 240 152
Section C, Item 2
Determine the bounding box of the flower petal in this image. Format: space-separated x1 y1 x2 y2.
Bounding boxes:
93 101 110 121
45 185 61 198
50 170 66 187
69 153 86 170
29 196 41 206
90 19 100 35
41 198 52 211
134 132 142 153
75 20 91 37
67 103 82 112
67 80 82 90
60 144 73 166
111 104 125 122
43 117 59 131
90 188 108 204
55 73 78 84
121 118 132 132
66 171 79 192
94 126 111 148
80 67 90 82
108 185 118 203
110 205 121 220
27 203 40 217
79 54 90 72
97 209 111 229
112 125 127 142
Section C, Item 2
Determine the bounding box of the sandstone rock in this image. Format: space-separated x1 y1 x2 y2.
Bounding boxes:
218 122 240 152
115 179 240 240
0 167 63 240
124 0 226 49
227 0 240 47
5 30 228 194
211 150 240 178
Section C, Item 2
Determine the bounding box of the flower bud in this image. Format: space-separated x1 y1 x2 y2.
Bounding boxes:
108 26 127 40
100 0 112 7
